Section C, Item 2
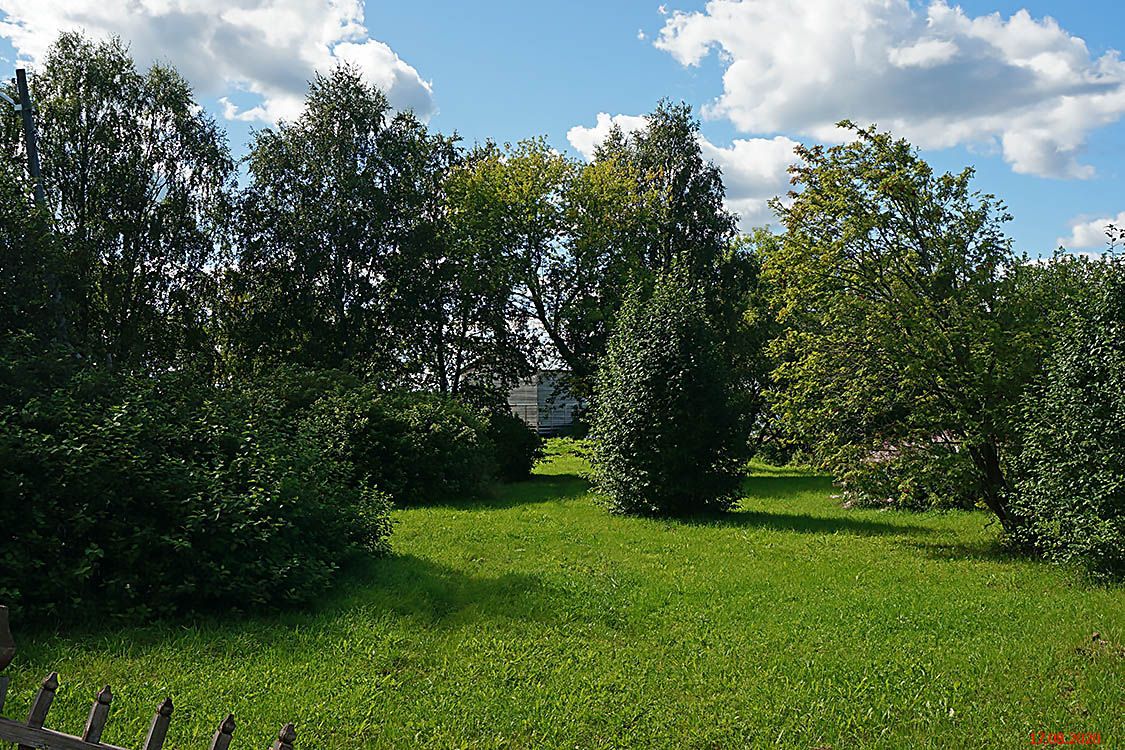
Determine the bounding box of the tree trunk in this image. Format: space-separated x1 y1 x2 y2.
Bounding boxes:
967 440 1014 530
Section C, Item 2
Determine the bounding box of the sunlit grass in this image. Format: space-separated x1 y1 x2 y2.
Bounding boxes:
4 439 1121 748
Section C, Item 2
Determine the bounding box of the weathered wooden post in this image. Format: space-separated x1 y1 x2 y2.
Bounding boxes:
142 697 174 750
210 713 237 750
19 671 58 750
271 723 297 750
82 684 113 743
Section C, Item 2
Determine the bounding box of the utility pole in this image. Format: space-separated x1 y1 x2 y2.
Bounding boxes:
14 68 45 205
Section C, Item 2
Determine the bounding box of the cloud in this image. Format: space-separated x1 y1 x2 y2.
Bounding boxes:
655 0 1125 179
888 39 959 69
568 112 799 229
0 0 434 124
1057 211 1125 249
566 112 650 160
698 134 799 228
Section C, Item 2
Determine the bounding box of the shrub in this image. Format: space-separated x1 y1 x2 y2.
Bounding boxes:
251 363 362 415
0 358 391 621
485 408 543 481
835 442 982 510
590 271 744 515
308 387 495 503
1010 258 1125 578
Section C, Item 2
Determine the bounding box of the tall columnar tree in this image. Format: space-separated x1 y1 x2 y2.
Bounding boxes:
1011 240 1125 578
765 123 1051 527
10 32 235 371
593 102 768 439
591 268 744 515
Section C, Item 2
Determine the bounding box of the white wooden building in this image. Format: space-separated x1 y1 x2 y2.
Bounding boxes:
507 371 580 435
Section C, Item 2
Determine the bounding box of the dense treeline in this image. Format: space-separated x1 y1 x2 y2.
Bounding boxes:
1 33 1121 622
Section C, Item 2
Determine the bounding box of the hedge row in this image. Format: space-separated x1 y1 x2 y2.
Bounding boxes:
0 350 541 621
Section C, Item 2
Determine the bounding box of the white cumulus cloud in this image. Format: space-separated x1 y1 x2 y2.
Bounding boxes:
568 112 799 229
566 112 650 160
0 0 434 124
655 0 1125 179
1057 211 1125 249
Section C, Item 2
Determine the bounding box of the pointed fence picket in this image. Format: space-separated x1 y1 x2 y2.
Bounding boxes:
0 606 296 750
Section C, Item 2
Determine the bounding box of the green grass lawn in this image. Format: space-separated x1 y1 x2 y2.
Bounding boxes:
4 440 1123 748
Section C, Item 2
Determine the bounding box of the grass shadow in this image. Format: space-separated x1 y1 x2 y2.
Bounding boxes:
332 553 561 626
5 554 562 668
420 472 591 511
679 507 933 536
741 474 836 499
901 538 1034 565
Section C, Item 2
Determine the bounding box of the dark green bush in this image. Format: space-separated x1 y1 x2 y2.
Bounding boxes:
250 363 362 415
590 272 744 515
308 387 494 504
485 408 543 481
1011 259 1125 578
0 354 391 621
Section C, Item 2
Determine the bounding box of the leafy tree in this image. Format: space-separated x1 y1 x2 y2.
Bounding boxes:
591 269 744 515
594 100 737 281
469 102 743 403
419 142 539 403
10 32 234 371
1011 244 1125 578
0 168 62 343
765 123 1049 526
225 66 405 372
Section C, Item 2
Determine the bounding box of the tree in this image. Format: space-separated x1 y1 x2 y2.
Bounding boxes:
225 66 404 372
765 123 1049 527
11 32 234 371
594 100 737 281
590 268 744 515
473 102 743 402
1010 242 1125 578
417 142 538 404
0 166 62 344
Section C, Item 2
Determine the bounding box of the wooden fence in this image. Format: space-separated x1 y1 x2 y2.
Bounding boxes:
0 606 296 750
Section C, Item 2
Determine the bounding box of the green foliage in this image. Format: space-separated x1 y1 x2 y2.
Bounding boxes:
485 409 543 482
836 443 983 511
591 271 744 515
463 102 743 402
0 351 391 621
307 387 496 504
13 32 234 371
1011 255 1125 578
595 99 737 280
226 66 408 370
0 174 64 344
765 123 1048 523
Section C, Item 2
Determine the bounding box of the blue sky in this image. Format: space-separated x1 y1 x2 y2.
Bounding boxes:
1 0 1123 254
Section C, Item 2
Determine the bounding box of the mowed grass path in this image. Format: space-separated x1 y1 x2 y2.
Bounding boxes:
6 441 1123 748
